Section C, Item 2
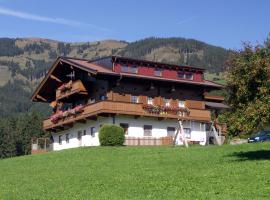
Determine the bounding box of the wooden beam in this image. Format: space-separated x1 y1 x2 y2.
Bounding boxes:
50 74 62 83
36 94 47 102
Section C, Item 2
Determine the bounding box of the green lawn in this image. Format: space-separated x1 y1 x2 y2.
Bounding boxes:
0 144 270 200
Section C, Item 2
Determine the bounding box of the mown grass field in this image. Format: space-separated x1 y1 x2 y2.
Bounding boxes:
0 143 270 200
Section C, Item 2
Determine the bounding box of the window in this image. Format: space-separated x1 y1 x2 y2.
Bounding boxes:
100 95 106 100
183 128 191 139
130 66 138 74
131 96 139 103
144 125 152 136
164 99 170 107
177 71 194 80
59 135 62 145
90 127 96 137
121 65 129 73
120 123 129 135
178 71 185 79
154 69 162 77
66 134 70 144
77 131 82 140
178 101 185 108
185 72 193 80
121 65 138 74
147 97 153 105
167 127 175 137
83 130 87 136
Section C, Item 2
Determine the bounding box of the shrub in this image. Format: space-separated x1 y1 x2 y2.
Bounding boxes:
99 124 125 146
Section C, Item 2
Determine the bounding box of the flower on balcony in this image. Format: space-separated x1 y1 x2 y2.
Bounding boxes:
50 105 84 123
142 104 190 116
58 81 72 92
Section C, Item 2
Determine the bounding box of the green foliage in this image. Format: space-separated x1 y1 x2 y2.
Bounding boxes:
222 40 270 135
0 111 47 159
0 144 269 199
99 124 125 146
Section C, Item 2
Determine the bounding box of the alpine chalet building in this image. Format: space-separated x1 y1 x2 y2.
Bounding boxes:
31 56 228 150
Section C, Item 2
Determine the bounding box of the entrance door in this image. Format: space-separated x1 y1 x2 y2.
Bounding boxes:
77 131 82 146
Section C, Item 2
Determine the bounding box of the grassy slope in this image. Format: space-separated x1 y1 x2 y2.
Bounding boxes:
0 144 269 200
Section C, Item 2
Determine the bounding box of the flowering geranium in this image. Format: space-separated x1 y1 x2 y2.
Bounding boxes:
142 104 189 116
50 105 84 123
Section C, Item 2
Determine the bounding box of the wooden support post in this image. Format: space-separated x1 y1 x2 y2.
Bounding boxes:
36 95 47 102
50 74 62 83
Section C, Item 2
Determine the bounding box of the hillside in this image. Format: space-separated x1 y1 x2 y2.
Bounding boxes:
0 37 230 117
0 144 269 199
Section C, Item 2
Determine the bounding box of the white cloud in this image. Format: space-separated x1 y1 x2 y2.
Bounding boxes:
0 6 110 32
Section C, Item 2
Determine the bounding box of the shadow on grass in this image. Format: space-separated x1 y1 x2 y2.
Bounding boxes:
231 150 270 161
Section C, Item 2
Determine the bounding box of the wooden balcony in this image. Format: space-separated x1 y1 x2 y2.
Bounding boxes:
44 101 211 131
56 80 88 101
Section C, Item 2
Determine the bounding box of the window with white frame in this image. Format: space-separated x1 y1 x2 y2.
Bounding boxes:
164 99 170 107
121 65 129 73
178 101 185 108
144 125 152 136
131 96 139 103
154 68 162 77
183 128 191 139
120 123 129 135
130 66 138 74
167 127 175 137
59 135 62 145
147 97 153 105
185 72 193 80
65 134 70 144
90 127 96 137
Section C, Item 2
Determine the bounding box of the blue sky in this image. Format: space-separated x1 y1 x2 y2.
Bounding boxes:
0 0 269 49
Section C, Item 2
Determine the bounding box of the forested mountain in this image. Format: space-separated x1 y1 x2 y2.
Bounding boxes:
0 37 230 117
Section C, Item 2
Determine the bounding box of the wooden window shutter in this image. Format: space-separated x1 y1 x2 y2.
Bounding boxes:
139 96 147 104
170 99 177 107
153 97 160 106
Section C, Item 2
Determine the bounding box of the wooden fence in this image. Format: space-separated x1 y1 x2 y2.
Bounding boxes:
124 136 173 146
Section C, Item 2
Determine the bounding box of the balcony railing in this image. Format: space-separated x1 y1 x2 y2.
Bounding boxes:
56 80 88 101
44 101 211 131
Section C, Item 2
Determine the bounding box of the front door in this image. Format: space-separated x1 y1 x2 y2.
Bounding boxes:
77 131 82 146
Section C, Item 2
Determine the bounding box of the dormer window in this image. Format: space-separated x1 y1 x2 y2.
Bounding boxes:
154 69 162 77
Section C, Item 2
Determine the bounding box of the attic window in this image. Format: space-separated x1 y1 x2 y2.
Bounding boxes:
154 69 162 77
121 65 138 74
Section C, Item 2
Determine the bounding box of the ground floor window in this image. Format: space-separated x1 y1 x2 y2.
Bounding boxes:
59 135 62 145
144 125 152 136
120 123 129 135
183 128 191 139
167 127 175 137
90 127 96 137
77 131 82 140
66 134 70 143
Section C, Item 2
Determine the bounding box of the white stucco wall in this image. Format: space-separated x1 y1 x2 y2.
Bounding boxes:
52 115 207 151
